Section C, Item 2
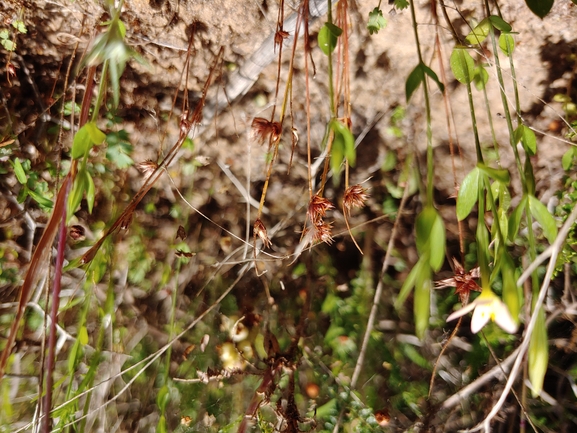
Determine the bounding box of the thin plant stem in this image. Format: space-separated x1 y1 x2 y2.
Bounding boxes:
41 194 69 433
350 181 410 388
471 203 577 432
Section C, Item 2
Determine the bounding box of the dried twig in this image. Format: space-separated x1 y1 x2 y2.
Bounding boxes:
468 204 577 432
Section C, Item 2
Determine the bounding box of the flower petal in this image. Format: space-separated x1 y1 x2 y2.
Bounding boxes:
446 301 477 322
470 302 492 333
493 301 519 334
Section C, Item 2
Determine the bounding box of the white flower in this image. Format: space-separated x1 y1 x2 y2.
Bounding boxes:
446 288 518 334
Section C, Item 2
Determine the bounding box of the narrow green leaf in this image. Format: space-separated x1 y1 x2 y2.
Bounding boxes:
109 59 121 109
157 416 167 433
562 148 575 170
457 167 480 221
422 64 445 94
508 195 527 242
157 385 170 411
521 125 537 155
67 170 88 218
465 17 490 45
513 123 524 145
12 158 27 184
429 211 446 271
68 338 81 373
416 207 445 271
524 156 536 196
525 0 554 18
414 269 431 340
395 256 426 309
71 125 92 159
86 172 95 214
477 163 510 184
79 325 89 345
450 48 475 85
28 190 54 209
489 16 512 32
405 63 424 102
501 251 520 324
499 33 515 56
476 217 491 287
528 195 558 243
529 308 548 397
330 132 345 180
331 119 356 166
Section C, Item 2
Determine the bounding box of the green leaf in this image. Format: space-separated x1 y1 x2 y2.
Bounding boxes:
489 16 512 32
330 131 345 179
508 195 527 242
11 158 27 184
331 119 355 166
316 398 338 419
28 190 54 210
367 7 387 35
85 122 106 145
528 195 558 243
465 17 490 45
457 167 480 221
318 22 341 55
394 0 409 9
416 207 445 271
477 163 510 184
1 39 16 51
79 325 89 345
473 65 489 90
414 267 431 340
529 308 548 397
0 29 9 40
157 416 167 433
525 0 554 18
405 63 424 102
72 122 105 159
562 148 575 170
395 256 426 308
501 251 520 324
499 33 515 56
12 19 27 34
86 172 95 214
521 125 537 155
71 125 92 159
450 48 475 84
67 169 88 218
422 64 445 94
157 385 170 412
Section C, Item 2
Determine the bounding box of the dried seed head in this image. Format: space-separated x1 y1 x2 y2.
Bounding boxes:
434 257 481 306
251 117 282 145
179 110 191 136
312 220 334 245
254 218 272 248
343 184 369 213
274 29 289 47
308 195 334 224
136 159 158 181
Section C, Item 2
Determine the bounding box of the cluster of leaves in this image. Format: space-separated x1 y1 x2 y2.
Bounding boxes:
0 18 26 52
